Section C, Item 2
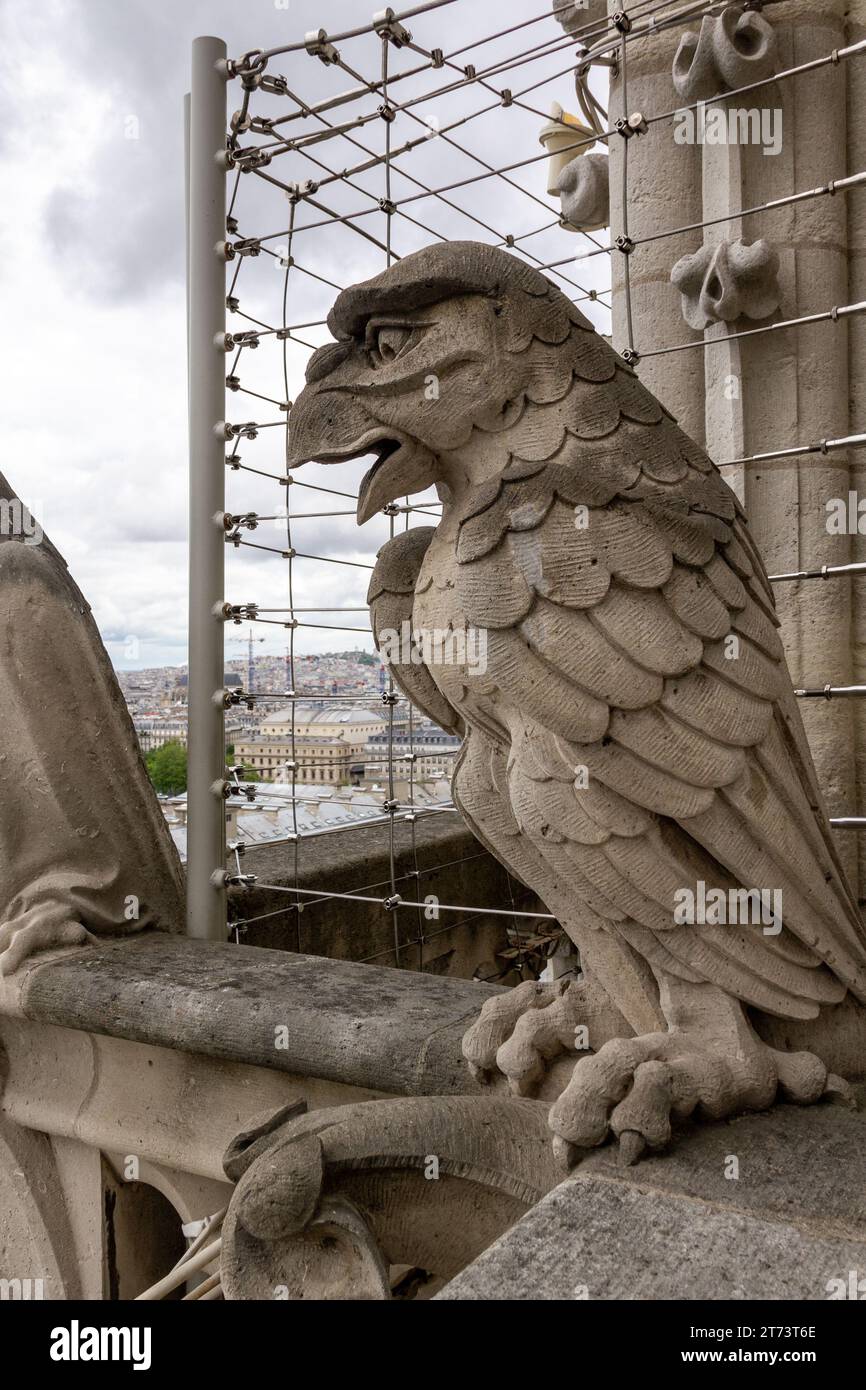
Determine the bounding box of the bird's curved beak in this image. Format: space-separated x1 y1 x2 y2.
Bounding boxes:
288 385 436 524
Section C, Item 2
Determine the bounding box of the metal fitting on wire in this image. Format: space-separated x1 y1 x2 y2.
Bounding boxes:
222 603 259 623
222 512 259 533
612 10 632 33
615 234 635 255
382 894 402 911
621 347 640 365
615 113 648 139
304 29 340 64
373 9 412 46
228 49 267 85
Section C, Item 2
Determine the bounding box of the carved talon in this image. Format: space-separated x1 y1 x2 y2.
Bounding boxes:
547 1016 837 1163
462 978 582 1094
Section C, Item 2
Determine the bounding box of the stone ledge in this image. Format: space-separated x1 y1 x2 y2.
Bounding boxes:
436 1097 866 1300
13 932 502 1098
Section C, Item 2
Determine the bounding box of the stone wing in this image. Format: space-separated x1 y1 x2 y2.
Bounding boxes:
367 526 464 738
449 417 866 1021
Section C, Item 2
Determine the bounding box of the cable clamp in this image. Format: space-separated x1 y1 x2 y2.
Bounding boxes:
373 9 413 47
430 48 444 68
260 74 288 96
615 234 635 255
381 691 399 706
233 148 272 172
616 112 648 140
621 346 641 365
500 88 513 107
612 11 632 33
378 101 396 123
226 374 241 391
304 29 341 64
463 64 477 80
229 50 267 83
382 894 402 911
379 197 397 215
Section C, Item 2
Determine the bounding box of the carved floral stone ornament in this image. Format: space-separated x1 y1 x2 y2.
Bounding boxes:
287 241 866 1169
670 237 782 330
672 3 779 103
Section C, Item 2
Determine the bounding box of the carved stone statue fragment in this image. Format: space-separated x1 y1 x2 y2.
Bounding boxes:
671 238 782 330
288 240 866 1164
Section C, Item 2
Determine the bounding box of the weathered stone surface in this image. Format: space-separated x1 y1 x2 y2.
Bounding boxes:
0 473 185 976
671 239 781 330
236 815 539 983
672 5 778 103
289 238 866 1165
437 1097 866 1299
17 933 500 1097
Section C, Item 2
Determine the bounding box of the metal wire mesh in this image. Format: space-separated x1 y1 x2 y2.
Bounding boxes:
187 0 866 955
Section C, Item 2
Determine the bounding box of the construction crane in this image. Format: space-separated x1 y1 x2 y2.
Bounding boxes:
226 629 265 695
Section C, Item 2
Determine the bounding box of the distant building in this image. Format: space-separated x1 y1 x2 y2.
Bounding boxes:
233 703 387 784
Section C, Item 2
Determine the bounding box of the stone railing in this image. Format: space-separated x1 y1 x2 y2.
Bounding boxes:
0 932 574 1300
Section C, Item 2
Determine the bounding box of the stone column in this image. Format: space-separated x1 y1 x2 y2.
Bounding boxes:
605 0 706 441
667 1 856 886
727 1 854 885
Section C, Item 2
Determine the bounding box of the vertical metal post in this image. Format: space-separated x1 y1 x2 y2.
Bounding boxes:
187 36 228 939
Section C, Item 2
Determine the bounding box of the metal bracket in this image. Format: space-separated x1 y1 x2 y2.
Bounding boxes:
373 9 413 47
304 29 341 64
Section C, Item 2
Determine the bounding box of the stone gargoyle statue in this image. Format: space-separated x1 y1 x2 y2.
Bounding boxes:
288 240 866 1164
0 473 185 980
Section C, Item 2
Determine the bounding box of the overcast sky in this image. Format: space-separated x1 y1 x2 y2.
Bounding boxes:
0 0 610 669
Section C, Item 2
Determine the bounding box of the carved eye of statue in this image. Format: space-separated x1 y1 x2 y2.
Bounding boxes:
366 321 414 366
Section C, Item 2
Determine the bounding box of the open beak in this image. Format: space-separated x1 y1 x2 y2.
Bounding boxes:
288 402 436 524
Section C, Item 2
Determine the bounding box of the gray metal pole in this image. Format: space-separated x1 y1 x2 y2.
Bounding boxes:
187 37 228 939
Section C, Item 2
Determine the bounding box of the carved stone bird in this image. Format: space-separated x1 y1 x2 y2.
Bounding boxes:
288 241 866 1163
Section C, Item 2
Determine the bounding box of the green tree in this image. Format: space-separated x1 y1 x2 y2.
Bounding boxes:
146 740 188 795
